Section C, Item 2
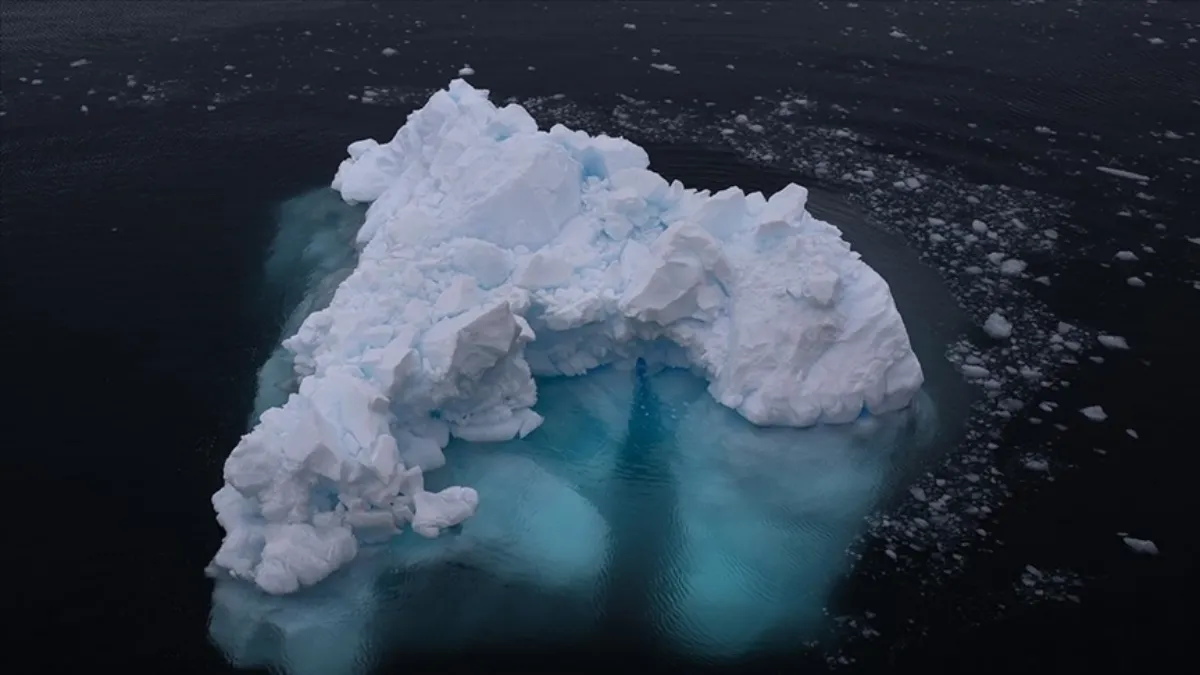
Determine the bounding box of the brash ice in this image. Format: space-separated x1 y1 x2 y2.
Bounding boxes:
209 79 924 595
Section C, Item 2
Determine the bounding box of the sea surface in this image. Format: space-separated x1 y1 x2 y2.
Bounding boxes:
3 2 1198 674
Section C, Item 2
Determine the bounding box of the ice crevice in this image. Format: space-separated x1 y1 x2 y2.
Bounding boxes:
210 79 924 595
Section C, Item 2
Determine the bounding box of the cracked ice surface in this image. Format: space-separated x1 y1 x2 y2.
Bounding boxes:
209 79 923 595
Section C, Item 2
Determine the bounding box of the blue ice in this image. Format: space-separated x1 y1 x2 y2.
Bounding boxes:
209 189 938 673
251 189 365 423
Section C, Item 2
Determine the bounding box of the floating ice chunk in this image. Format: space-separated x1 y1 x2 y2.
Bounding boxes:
999 258 1026 276
650 63 679 73
983 312 1012 339
961 364 989 378
212 80 923 594
411 486 479 537
1115 250 1139 261
1122 536 1159 555
1023 458 1050 472
458 65 474 76
1097 335 1129 350
1097 166 1150 182
1080 405 1108 421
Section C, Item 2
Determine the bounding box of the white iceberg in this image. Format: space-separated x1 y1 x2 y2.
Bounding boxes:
210 79 923 595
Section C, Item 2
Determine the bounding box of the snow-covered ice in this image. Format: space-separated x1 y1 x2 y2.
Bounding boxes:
1096 166 1151 182
1122 536 1159 555
983 312 1013 339
209 80 924 597
1097 335 1129 350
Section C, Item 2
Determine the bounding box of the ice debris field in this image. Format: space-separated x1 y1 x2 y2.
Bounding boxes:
211 79 924 596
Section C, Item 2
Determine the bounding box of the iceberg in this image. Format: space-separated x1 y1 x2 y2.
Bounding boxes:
210 79 924 596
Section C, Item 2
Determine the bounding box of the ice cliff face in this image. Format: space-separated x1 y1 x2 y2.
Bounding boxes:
209 79 923 595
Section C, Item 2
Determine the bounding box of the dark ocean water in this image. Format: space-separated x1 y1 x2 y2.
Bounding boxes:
3 2 1198 674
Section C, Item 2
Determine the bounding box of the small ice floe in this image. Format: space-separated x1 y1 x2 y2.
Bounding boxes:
1122 536 1159 555
983 312 1012 340
1097 166 1150 182
1097 335 1129 350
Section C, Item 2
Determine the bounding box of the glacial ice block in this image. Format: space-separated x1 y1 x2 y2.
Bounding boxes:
210 79 923 594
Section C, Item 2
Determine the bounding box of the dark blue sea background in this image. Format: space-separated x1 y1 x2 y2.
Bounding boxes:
3 2 1197 674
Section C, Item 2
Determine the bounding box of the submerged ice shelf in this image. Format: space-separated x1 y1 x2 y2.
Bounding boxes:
210 79 924 597
211 365 935 673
